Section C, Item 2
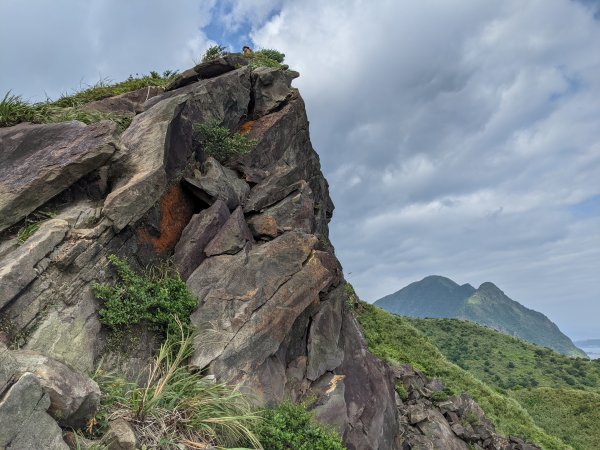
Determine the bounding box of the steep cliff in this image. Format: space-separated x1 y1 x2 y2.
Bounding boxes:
0 55 398 449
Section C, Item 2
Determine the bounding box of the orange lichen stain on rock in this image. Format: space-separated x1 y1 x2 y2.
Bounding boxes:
137 184 195 256
238 120 256 135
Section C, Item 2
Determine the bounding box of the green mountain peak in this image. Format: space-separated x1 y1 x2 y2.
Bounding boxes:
374 276 586 358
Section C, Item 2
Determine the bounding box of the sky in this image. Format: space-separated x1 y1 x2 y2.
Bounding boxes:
1 0 599 340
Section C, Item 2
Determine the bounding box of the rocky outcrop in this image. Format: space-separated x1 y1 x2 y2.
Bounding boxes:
393 364 541 450
165 53 249 91
0 56 540 450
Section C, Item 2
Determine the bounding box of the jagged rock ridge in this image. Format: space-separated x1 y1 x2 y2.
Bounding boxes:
0 55 398 449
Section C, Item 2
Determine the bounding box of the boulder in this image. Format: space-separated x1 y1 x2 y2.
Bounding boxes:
11 350 101 428
0 121 118 232
173 199 230 280
247 214 279 238
183 157 250 210
0 372 68 450
204 207 253 257
105 418 138 450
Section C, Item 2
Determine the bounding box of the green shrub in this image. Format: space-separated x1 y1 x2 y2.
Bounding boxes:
0 92 44 127
201 44 227 62
193 120 257 162
512 387 600 450
257 402 344 450
92 255 197 335
396 383 408 400
255 49 285 63
243 48 286 69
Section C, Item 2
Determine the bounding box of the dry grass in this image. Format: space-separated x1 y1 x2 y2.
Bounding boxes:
93 321 262 449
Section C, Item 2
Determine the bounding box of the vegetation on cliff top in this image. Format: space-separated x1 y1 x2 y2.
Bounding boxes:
0 71 174 128
353 300 569 450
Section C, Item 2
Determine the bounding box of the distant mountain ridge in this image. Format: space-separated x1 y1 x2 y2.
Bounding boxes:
375 275 587 358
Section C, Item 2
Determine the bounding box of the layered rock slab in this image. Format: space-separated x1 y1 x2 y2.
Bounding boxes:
187 232 335 376
0 120 118 232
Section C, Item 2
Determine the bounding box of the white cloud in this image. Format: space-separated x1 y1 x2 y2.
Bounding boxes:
0 0 216 101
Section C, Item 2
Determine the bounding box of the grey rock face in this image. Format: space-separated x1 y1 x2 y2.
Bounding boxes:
183 157 250 210
103 68 251 231
0 120 118 232
173 199 230 280
82 85 163 115
166 53 249 91
0 372 68 450
251 66 297 117
0 219 69 309
204 206 253 256
306 287 344 381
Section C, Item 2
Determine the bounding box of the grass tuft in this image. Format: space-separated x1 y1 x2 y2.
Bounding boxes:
90 322 262 449
243 49 286 70
1 71 175 129
16 210 56 244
